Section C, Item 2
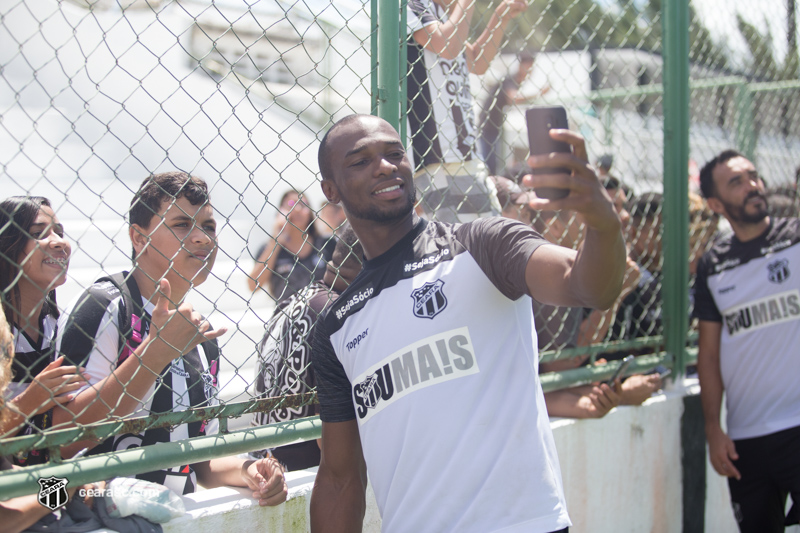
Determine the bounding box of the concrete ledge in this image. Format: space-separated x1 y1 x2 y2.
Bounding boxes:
165 468 383 533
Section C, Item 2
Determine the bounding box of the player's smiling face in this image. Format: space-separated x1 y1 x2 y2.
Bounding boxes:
324 116 416 224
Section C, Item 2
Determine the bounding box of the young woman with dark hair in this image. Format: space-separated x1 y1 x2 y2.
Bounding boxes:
0 196 86 463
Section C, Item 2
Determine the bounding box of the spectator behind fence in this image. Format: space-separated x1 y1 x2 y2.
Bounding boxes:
765 185 799 219
478 52 548 175
54 172 287 503
406 0 526 223
310 114 626 531
251 224 363 472
0 196 87 464
249 190 335 302
608 192 663 344
695 150 800 532
315 201 347 239
491 176 622 419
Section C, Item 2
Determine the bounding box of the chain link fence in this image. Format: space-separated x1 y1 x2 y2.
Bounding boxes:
0 0 798 502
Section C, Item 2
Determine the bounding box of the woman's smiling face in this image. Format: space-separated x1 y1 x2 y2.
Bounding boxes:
18 205 71 297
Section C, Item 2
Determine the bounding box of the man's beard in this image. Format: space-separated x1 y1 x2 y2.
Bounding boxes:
341 187 417 223
722 192 769 224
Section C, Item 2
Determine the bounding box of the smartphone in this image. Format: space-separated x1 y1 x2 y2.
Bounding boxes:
525 105 571 200
602 355 635 386
651 365 672 380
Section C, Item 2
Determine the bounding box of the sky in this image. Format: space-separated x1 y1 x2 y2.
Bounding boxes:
693 0 794 65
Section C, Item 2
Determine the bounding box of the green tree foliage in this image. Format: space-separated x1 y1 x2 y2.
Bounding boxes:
469 0 729 72
736 12 799 80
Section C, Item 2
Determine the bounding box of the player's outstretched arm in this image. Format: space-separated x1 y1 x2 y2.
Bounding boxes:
523 130 626 310
697 320 741 480
311 420 368 533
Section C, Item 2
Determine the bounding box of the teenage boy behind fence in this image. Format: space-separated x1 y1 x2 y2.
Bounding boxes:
55 172 286 504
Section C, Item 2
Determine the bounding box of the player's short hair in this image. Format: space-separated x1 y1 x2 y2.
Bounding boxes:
699 150 744 200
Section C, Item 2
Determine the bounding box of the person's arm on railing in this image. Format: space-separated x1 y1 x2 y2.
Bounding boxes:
523 130 627 310
192 456 288 506
697 319 741 480
0 484 81 533
544 382 621 419
310 420 368 533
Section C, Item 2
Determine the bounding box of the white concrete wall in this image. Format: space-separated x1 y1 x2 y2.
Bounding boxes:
154 381 768 533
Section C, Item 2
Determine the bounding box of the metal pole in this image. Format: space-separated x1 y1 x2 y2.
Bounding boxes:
371 0 379 115
734 83 756 161
661 0 690 377
377 0 401 129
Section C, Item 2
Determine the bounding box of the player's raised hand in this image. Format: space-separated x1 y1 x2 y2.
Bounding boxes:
523 129 620 234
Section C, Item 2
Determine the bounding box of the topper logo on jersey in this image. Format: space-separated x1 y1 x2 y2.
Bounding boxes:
767 259 790 284
351 327 479 423
411 279 447 319
723 289 800 336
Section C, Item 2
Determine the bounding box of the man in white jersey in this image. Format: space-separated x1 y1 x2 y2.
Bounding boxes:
309 114 626 532
695 150 800 532
407 0 526 223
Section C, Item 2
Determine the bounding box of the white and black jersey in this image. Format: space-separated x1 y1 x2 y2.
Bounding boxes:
406 0 477 170
252 281 334 471
694 218 800 440
7 312 58 466
313 218 571 533
56 273 220 495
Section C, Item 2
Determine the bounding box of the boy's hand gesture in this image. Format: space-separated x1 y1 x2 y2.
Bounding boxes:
143 279 227 369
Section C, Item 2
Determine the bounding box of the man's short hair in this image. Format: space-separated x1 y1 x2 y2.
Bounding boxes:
597 154 614 172
628 192 663 221
602 175 632 201
128 172 210 261
699 149 744 200
318 114 371 182
129 172 210 229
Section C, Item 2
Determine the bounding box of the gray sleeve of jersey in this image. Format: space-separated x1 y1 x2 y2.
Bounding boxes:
455 217 548 300
311 318 356 423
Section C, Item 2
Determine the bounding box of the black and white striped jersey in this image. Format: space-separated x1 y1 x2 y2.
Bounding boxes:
313 217 571 533
57 275 220 495
694 217 800 439
7 312 57 466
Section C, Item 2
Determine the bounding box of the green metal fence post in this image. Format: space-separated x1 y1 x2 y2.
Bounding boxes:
662 0 690 376
734 82 756 161
371 0 379 115
376 0 401 130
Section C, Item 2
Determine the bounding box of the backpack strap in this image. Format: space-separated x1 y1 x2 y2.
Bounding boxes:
95 271 147 366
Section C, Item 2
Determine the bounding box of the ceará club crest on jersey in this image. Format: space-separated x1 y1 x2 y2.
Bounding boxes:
411 279 447 319
768 259 790 284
